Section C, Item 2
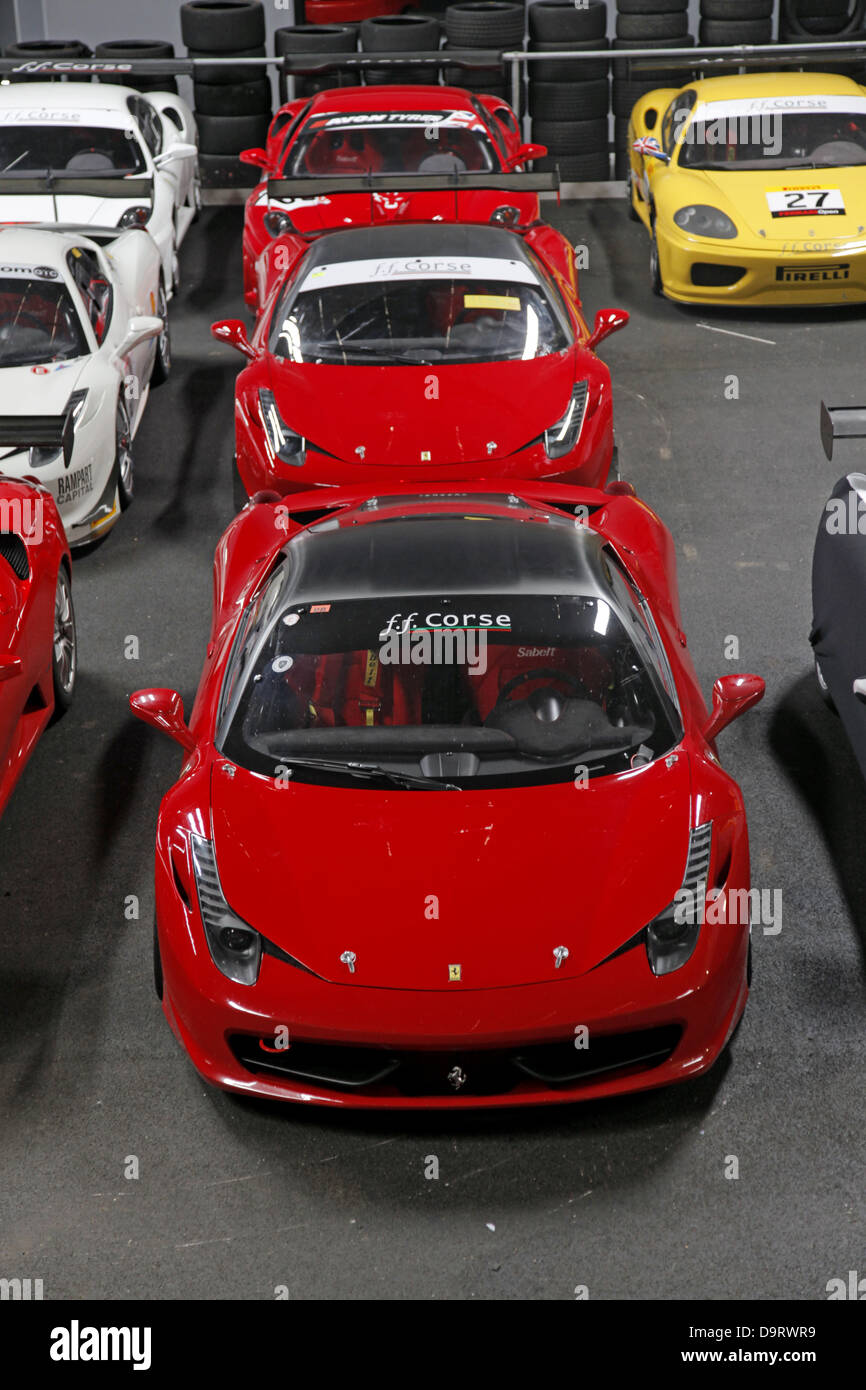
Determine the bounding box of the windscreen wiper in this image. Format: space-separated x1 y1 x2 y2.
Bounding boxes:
272 755 459 790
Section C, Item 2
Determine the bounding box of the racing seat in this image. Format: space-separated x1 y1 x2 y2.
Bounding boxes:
472 645 614 724
65 149 115 172
304 129 384 175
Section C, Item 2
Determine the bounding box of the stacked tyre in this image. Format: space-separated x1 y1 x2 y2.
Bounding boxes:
93 40 178 93
614 1 694 178
181 1 272 187
275 25 359 104
779 0 866 77
444 2 524 105
361 14 442 88
699 0 774 75
528 1 609 182
3 39 92 83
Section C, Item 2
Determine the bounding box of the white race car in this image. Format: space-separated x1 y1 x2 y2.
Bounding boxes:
0 82 198 297
0 224 166 547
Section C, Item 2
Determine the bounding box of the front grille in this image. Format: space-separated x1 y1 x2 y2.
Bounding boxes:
229 1024 682 1097
691 263 746 287
0 532 29 580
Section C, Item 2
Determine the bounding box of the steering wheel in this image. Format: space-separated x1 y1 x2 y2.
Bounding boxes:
491 667 591 711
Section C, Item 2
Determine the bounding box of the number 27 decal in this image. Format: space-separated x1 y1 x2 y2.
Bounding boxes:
766 187 845 217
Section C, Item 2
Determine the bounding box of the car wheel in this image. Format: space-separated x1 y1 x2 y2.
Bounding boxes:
51 564 76 718
171 242 181 296
150 280 171 386
116 398 134 511
153 919 164 1001
649 220 664 296
189 169 202 221
815 657 838 714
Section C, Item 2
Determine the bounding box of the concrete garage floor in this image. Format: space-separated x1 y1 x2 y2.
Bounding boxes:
1 202 866 1302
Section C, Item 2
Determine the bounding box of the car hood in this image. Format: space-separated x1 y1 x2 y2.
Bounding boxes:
668 165 866 243
210 751 693 990
0 359 89 446
268 353 577 466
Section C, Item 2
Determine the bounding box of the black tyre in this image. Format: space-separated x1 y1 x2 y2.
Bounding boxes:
116 398 134 511
194 77 272 115
197 152 260 186
153 920 164 1001
699 19 774 44
613 79 662 119
151 280 171 387
197 111 270 155
617 0 686 10
187 45 265 84
626 167 641 220
616 14 690 40
180 1 266 52
781 0 865 38
701 0 773 18
445 2 525 48
649 220 663 295
531 117 608 155
528 0 606 43
94 38 178 89
529 78 609 121
537 151 610 179
360 14 441 49
50 565 76 719
612 35 695 84
530 38 610 83
275 24 358 101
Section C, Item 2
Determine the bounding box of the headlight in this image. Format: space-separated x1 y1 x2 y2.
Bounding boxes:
264 209 295 236
645 823 713 976
258 388 305 467
544 382 589 460
190 834 262 985
117 205 152 228
29 389 89 467
673 205 738 239
490 205 520 226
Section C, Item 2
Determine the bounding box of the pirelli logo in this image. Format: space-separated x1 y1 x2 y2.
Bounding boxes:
776 262 850 283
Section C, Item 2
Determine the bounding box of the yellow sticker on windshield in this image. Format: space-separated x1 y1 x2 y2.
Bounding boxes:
464 294 520 310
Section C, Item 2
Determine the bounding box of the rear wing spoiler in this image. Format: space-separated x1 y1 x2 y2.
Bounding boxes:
0 411 75 467
278 48 504 76
0 176 152 199
820 402 866 461
267 170 558 199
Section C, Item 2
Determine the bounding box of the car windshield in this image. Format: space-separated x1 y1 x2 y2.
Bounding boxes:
220 588 679 787
0 273 87 366
0 124 146 176
269 254 569 364
679 102 866 169
285 112 497 176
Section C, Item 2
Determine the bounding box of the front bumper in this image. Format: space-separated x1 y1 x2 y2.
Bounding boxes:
657 223 866 306
156 861 750 1110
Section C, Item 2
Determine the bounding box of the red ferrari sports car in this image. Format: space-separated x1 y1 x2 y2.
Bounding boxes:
0 476 75 819
215 218 628 500
240 85 545 309
131 480 764 1110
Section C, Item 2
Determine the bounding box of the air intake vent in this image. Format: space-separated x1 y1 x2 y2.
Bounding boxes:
0 532 29 580
683 822 713 898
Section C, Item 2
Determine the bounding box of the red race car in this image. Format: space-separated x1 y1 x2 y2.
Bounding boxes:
131 480 764 1110
216 216 628 500
240 85 545 308
0 476 76 819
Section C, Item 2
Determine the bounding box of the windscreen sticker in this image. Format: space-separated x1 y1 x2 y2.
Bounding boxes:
0 108 128 127
766 186 845 217
380 611 513 637
307 110 484 132
693 96 866 120
464 293 520 310
300 256 537 291
0 262 59 279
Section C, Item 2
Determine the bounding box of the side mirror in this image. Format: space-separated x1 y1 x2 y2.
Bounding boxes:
211 319 256 359
0 653 22 683
505 142 547 169
154 142 198 166
703 674 765 743
239 147 270 169
632 136 670 164
853 678 866 702
129 688 196 751
115 314 163 358
587 307 629 351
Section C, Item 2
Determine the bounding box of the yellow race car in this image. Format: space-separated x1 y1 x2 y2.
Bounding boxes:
627 71 866 306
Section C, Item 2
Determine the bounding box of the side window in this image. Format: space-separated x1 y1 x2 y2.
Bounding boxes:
66 247 112 347
128 94 162 158
662 90 697 157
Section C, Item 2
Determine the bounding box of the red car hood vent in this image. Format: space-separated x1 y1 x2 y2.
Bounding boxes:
210 753 693 991
269 355 576 466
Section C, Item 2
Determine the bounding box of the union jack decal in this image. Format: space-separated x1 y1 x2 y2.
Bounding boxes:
632 135 663 157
